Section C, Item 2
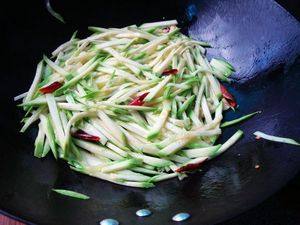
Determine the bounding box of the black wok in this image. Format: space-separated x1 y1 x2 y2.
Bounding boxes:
1 0 300 224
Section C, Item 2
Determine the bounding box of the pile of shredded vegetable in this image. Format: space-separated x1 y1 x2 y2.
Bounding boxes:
16 20 248 188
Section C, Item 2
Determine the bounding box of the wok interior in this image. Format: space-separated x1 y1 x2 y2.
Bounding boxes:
1 0 299 224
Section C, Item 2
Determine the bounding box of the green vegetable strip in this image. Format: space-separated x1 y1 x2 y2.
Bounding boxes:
42 139 51 157
63 111 97 151
45 94 65 147
171 98 178 118
113 170 150 182
46 0 65 23
55 60 98 95
213 130 244 157
254 131 300 146
20 107 45 132
221 111 261 128
194 78 206 119
201 96 212 123
147 100 171 139
149 173 177 183
74 139 123 161
177 95 195 118
43 55 68 76
101 158 142 173
183 144 221 158
24 61 43 103
39 114 58 158
52 189 90 200
34 122 45 158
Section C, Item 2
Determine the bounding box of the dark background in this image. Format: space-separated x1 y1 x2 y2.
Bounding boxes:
2 0 300 224
221 175 300 225
222 1 300 223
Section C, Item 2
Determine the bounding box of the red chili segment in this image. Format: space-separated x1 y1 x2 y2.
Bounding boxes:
220 84 237 108
129 92 149 106
176 158 207 173
71 129 100 142
162 26 170 33
39 81 63 94
162 69 178 76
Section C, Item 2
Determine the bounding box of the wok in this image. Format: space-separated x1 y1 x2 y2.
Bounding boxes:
1 0 300 224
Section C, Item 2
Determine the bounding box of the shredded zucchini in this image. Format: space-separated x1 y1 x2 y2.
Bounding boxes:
254 131 300 146
16 19 253 188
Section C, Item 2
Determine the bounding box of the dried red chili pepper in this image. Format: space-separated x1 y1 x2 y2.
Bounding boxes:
220 84 237 108
39 81 63 94
129 92 149 106
71 129 100 142
176 158 207 173
162 69 178 76
162 26 170 33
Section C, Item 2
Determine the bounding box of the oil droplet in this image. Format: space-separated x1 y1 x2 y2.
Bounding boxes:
172 212 191 222
136 209 152 217
100 218 119 225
